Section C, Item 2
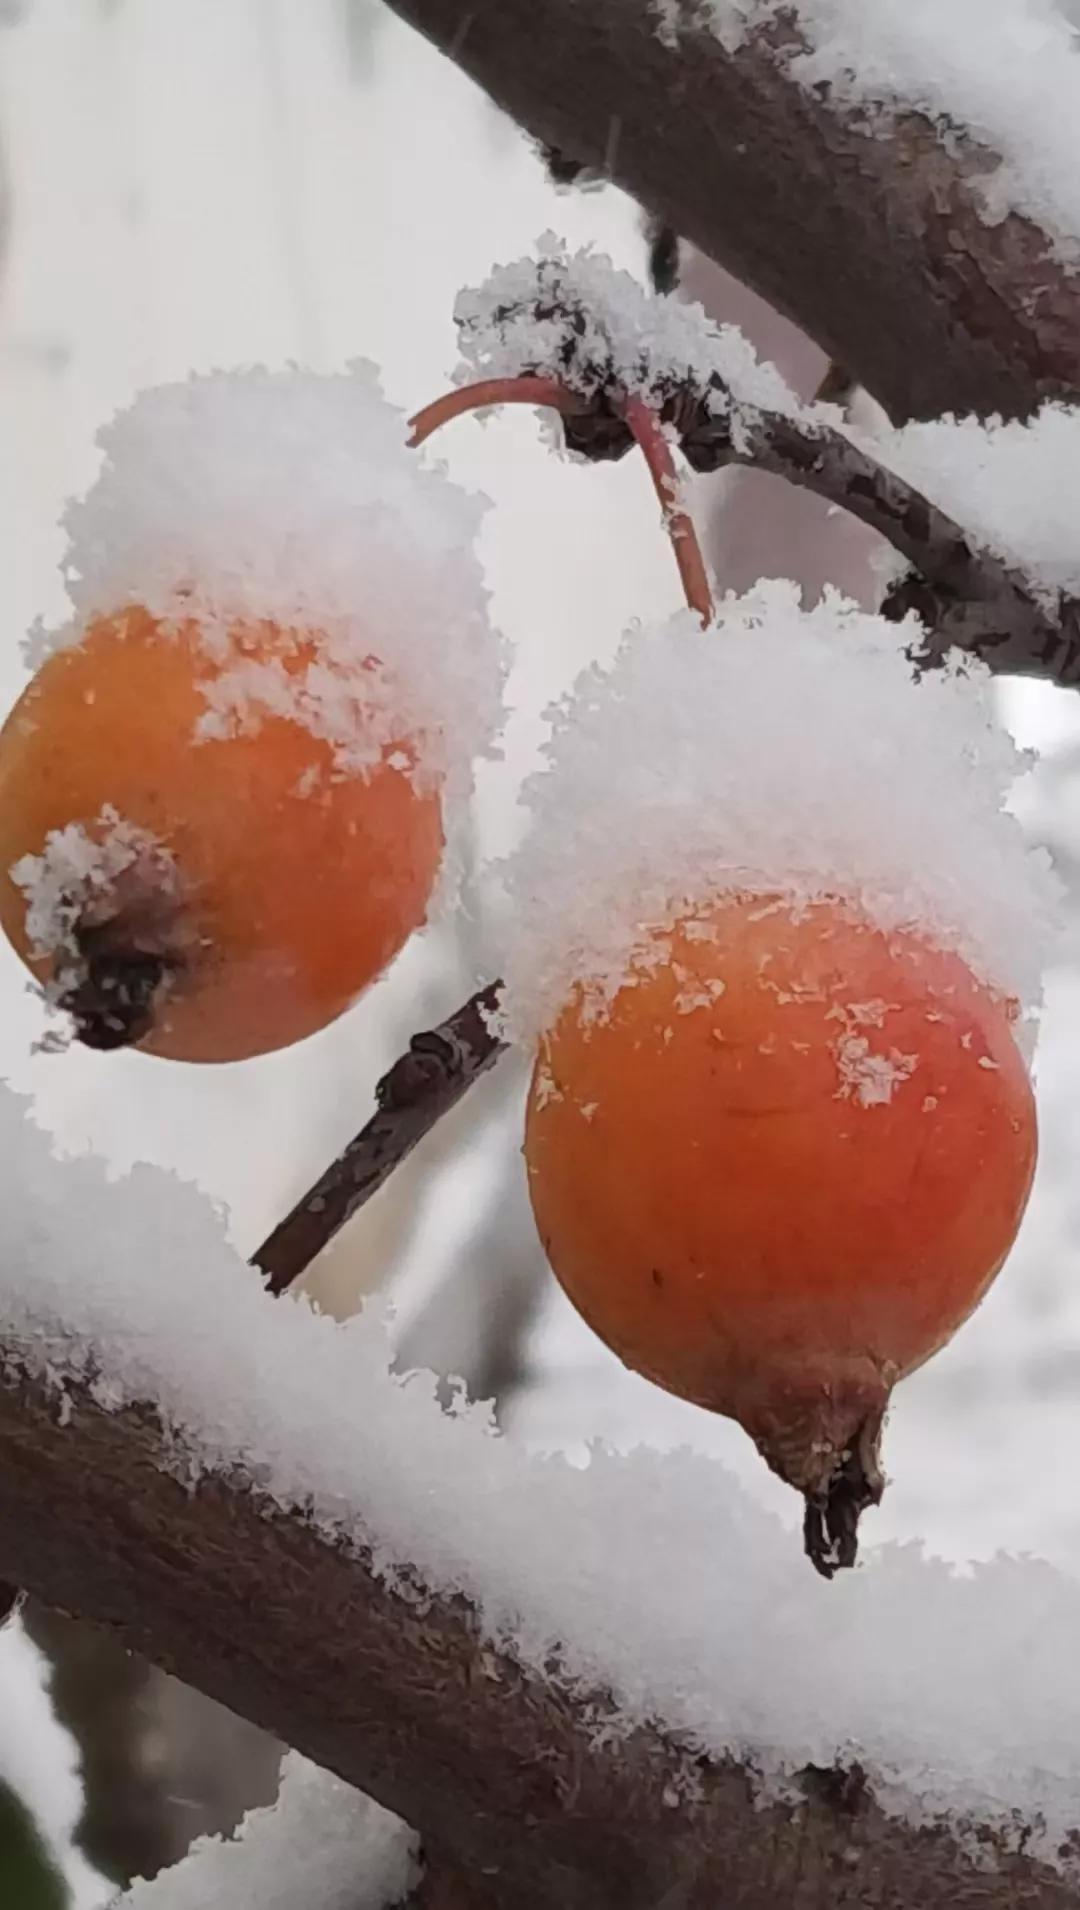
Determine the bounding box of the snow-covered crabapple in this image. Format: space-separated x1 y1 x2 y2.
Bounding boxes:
525 891 1036 1568
0 607 443 1062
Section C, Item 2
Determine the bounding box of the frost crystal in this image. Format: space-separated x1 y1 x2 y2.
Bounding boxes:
499 584 1061 1046
656 0 1080 262
44 367 506 816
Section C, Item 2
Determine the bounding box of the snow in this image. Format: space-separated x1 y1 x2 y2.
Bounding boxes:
498 584 1061 1048
866 403 1080 607
13 809 176 978
833 1030 918 1108
455 236 806 419
114 1753 418 1909
0 1620 111 1908
455 245 1080 641
5 1088 1080 1863
657 0 1080 263
33 367 506 805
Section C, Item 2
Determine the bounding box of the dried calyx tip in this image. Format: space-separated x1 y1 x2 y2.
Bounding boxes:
748 1378 887 1580
58 929 175 1051
802 1432 885 1580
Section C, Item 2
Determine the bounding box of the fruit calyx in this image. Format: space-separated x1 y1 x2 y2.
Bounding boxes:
12 810 187 1053
744 1361 891 1579
56 920 178 1051
801 1416 886 1581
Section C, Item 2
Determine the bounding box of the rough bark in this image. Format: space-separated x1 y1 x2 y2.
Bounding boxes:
384 0 1080 423
2 1364 1078 1909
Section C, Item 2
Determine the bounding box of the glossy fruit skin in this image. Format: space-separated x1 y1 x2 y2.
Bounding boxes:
0 608 443 1062
525 893 1036 1492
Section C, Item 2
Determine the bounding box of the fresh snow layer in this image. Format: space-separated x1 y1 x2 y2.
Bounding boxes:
656 0 1080 262
457 242 1080 621
868 403 1080 607
455 235 807 419
4 1087 1080 1863
34 367 506 802
499 585 1061 1047
115 1754 418 1909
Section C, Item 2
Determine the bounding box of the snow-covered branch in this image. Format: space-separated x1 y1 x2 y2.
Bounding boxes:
1 1362 1077 1910
3 1081 1080 1901
384 0 1080 422
701 404 1080 684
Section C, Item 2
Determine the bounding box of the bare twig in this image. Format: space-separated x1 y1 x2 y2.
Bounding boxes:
252 984 507 1293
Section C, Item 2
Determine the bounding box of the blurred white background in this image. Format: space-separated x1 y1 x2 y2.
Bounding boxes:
6 0 1080 1892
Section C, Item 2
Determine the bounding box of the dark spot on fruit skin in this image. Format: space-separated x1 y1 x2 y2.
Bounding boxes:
651 1268 664 1289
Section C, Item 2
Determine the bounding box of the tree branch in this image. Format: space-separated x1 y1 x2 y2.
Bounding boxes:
384 0 1080 422
2 1364 1079 1908
253 984 506 1293
686 403 1080 683
506 362 1080 683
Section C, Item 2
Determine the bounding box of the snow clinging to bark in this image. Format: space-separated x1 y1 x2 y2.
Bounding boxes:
4 1088 1080 1864
655 0 1080 262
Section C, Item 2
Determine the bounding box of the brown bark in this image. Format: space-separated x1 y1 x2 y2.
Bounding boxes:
2 1362 1078 1908
385 0 1080 423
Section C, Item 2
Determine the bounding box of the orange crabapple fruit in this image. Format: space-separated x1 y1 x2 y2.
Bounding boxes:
524 890 1036 1573
0 606 443 1062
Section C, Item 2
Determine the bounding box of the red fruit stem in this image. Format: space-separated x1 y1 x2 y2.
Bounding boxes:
408 376 714 623
617 393 714 624
407 375 583 446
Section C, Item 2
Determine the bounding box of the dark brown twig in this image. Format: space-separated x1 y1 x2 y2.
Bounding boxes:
711 407 1080 681
252 984 507 1293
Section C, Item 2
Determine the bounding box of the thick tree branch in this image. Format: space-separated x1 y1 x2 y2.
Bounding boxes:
384 0 1080 422
253 983 506 1293
2 1364 1079 1908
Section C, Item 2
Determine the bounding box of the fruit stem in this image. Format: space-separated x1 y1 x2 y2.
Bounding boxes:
617 394 713 624
408 376 714 623
407 376 584 447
